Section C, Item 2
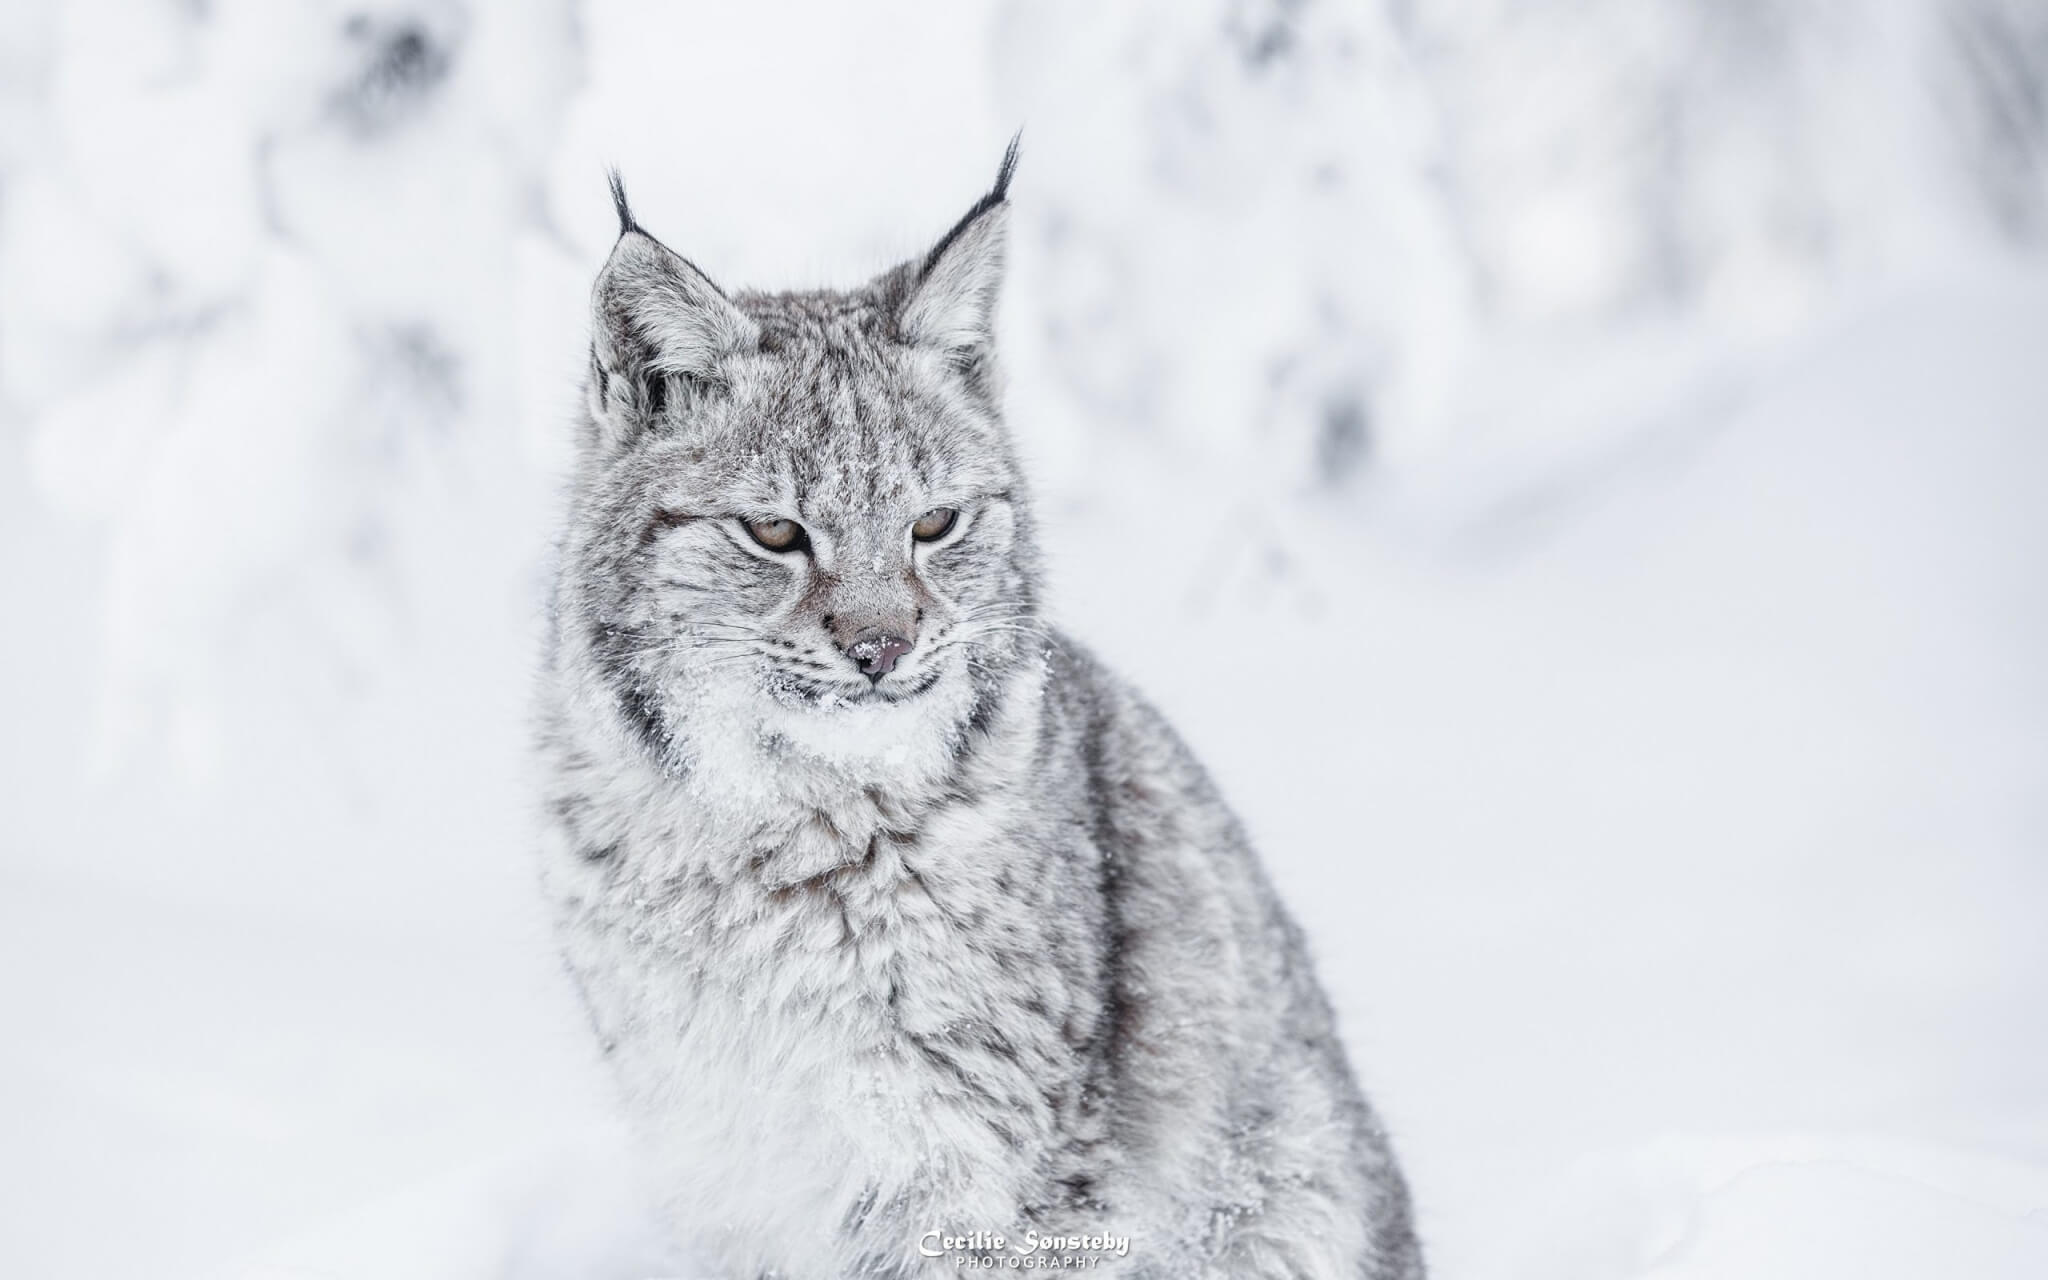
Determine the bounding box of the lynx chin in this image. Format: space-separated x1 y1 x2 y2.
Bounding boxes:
534 140 1423 1279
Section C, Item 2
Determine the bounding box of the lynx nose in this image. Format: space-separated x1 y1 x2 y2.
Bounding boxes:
843 632 914 683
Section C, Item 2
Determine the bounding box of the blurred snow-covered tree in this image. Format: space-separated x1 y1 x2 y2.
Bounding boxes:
997 0 2048 510
1 0 579 778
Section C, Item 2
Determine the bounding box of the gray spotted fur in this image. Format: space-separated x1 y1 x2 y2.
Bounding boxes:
535 145 1422 1279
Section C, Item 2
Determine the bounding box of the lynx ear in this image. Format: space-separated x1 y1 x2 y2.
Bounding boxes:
897 137 1018 368
587 171 757 447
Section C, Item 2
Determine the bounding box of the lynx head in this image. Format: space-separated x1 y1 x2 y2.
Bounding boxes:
562 141 1041 783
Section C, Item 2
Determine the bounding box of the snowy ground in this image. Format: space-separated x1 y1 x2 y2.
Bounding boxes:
3 3 2046 1278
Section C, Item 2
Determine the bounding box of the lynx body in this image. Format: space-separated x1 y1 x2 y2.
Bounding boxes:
536 147 1421 1279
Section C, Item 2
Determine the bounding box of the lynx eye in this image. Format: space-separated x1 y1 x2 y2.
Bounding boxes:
744 517 808 553
911 507 958 542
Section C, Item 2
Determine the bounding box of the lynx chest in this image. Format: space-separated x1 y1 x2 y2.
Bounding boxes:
551 784 1093 1259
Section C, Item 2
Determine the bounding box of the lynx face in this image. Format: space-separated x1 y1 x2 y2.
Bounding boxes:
566 148 1040 774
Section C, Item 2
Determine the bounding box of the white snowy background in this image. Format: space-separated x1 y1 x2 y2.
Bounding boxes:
3 1 2046 1277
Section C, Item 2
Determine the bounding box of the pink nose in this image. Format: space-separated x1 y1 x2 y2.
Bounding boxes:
844 633 913 682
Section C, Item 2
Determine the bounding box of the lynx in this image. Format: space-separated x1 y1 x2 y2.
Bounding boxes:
535 142 1422 1279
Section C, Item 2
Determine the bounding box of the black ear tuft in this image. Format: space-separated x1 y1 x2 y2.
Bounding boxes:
608 167 638 238
991 130 1021 203
920 132 1021 279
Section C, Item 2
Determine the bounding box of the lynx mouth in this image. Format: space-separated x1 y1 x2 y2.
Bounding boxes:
766 667 942 708
873 668 943 702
